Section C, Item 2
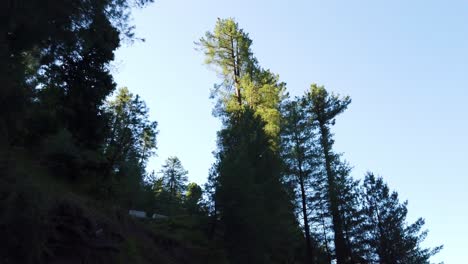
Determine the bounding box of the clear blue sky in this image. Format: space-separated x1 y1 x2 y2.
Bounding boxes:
113 1 467 263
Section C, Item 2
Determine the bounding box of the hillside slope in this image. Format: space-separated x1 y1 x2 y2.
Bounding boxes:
0 152 226 264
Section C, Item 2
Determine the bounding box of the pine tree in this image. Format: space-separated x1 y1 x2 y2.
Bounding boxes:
334 162 369 263
102 87 158 203
0 0 153 186
361 173 442 264
281 98 318 263
158 156 189 216
1 0 152 148
283 90 366 264
200 19 302 263
304 84 354 264
105 87 158 170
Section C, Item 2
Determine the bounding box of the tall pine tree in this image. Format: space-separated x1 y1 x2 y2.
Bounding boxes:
281 98 318 263
304 84 354 264
200 18 302 263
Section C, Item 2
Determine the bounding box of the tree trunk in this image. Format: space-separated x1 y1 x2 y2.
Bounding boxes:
319 121 352 264
293 124 315 263
230 37 242 106
299 171 315 263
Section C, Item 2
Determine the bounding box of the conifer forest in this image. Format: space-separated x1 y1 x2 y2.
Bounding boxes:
2 1 459 263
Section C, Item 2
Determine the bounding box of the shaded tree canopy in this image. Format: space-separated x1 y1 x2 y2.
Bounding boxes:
213 108 302 264
361 172 442 264
105 87 158 169
158 156 189 197
0 0 153 149
185 182 203 214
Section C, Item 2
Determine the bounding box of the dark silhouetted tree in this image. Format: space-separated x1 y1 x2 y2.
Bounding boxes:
281 98 318 263
185 182 203 215
101 87 158 205
105 87 158 171
304 84 354 264
0 0 153 149
361 172 442 264
157 156 189 215
213 109 301 264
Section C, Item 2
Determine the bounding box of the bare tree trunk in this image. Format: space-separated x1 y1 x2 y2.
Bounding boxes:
319 122 353 264
299 172 315 263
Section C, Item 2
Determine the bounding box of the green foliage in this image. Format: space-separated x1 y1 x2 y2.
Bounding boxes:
302 84 355 264
198 18 286 144
159 157 189 199
198 18 257 106
334 162 368 263
0 0 157 214
212 108 302 264
185 182 203 215
245 69 287 142
105 87 158 169
153 156 189 216
90 87 157 207
0 6 444 263
306 84 351 125
282 85 368 264
0 0 153 149
281 97 319 263
361 173 442 264
281 84 442 264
